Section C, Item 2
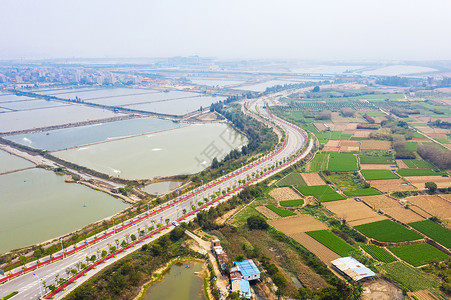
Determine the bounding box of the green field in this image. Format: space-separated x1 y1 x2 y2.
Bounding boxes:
405 142 418 152
306 230 355 257
388 243 449 267
328 153 358 172
355 219 422 242
265 205 296 217
409 220 451 248
401 159 436 169
350 136 370 141
361 169 399 180
343 188 382 197
297 185 346 202
279 199 304 207
435 138 450 144
276 171 307 187
360 111 387 117
397 169 444 177
361 244 396 263
308 153 329 172
379 261 439 292
316 131 352 144
359 156 394 164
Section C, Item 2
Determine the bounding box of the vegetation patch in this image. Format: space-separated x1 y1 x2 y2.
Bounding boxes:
361 244 396 263
401 159 436 169
343 188 382 197
276 171 307 187
388 243 449 267
409 220 451 248
359 156 394 164
397 169 444 177
279 199 304 207
297 185 346 202
354 219 422 243
308 153 329 172
361 169 398 180
328 153 358 172
325 172 366 191
265 204 296 217
306 230 355 257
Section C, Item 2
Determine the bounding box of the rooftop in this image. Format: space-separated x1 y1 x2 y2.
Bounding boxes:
331 257 376 281
233 259 260 277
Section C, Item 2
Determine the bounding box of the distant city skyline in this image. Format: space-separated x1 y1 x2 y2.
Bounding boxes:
1 0 450 61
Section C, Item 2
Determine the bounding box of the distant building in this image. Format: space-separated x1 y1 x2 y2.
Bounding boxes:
229 259 260 299
211 239 228 270
232 259 260 281
231 279 251 299
331 257 376 281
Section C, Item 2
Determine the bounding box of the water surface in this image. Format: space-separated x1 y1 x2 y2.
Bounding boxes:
143 181 183 195
0 149 34 173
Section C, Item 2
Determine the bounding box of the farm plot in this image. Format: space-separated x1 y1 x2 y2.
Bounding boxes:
270 187 302 201
328 153 358 172
404 176 451 189
265 205 296 217
269 214 328 234
360 140 391 150
297 185 346 202
406 195 451 222
308 153 329 172
361 169 399 180
323 199 387 226
388 243 449 267
401 159 436 169
395 160 409 168
360 195 424 223
361 244 396 263
279 199 304 207
290 232 340 265
276 171 307 187
301 172 326 186
409 220 451 248
343 188 381 197
379 262 440 292
306 230 355 257
359 156 394 164
360 164 395 170
255 206 280 219
354 219 423 243
397 169 445 177
368 179 414 193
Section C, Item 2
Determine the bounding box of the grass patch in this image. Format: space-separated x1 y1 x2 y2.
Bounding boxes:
306 230 355 257
409 220 451 248
397 169 444 177
279 199 304 207
435 138 450 144
413 132 426 138
308 152 329 172
297 185 346 202
361 244 396 263
359 156 394 164
388 243 449 267
361 169 398 180
1 291 19 300
378 261 439 292
326 172 366 191
316 131 352 143
276 171 307 187
405 142 418 152
343 188 382 197
265 204 296 217
360 111 387 117
328 153 358 172
354 219 422 243
350 136 370 141
401 159 436 169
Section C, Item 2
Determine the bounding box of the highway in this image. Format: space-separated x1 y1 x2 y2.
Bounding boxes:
0 92 311 300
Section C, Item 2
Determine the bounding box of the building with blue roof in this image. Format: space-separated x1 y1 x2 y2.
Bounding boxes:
232 259 261 281
331 257 376 281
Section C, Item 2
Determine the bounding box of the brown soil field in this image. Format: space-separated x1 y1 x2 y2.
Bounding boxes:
416 126 449 134
363 279 403 300
290 232 340 264
405 195 451 221
353 130 372 138
408 290 438 300
323 199 387 224
395 160 408 168
411 138 430 143
301 173 326 186
325 140 340 147
408 206 433 219
405 176 451 189
361 140 391 150
342 130 356 135
368 179 415 192
373 116 388 124
428 133 448 139
255 206 280 219
324 140 360 152
360 195 424 223
340 140 360 147
314 122 327 131
341 146 360 152
348 215 388 227
323 146 339 152
269 187 301 201
269 214 327 234
360 164 395 170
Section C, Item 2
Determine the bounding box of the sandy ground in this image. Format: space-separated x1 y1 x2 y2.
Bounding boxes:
301 173 326 186
269 214 327 234
362 278 403 300
269 187 302 201
324 199 387 225
368 179 415 192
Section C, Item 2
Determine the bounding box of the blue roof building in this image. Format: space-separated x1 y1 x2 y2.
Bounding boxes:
239 279 251 299
232 259 260 281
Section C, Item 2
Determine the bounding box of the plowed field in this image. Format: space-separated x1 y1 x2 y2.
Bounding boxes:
301 173 326 186
360 195 424 223
368 179 415 192
324 198 387 225
269 187 301 201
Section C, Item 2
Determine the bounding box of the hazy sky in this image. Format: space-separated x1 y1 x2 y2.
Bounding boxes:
1 0 450 60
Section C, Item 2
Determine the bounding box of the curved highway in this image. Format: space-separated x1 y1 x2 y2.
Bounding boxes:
0 93 312 300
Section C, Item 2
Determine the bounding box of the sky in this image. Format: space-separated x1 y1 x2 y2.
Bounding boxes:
1 0 450 61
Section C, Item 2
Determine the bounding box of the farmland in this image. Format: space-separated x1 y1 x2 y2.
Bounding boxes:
323 199 387 226
306 230 355 257
279 199 304 207
265 204 296 217
359 156 394 164
297 185 346 202
343 188 381 197
402 159 436 169
409 220 451 248
276 171 307 186
397 169 444 177
360 244 396 263
379 262 440 292
307 153 328 172
327 153 358 172
388 243 449 267
361 169 399 180
269 187 302 201
354 219 423 242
